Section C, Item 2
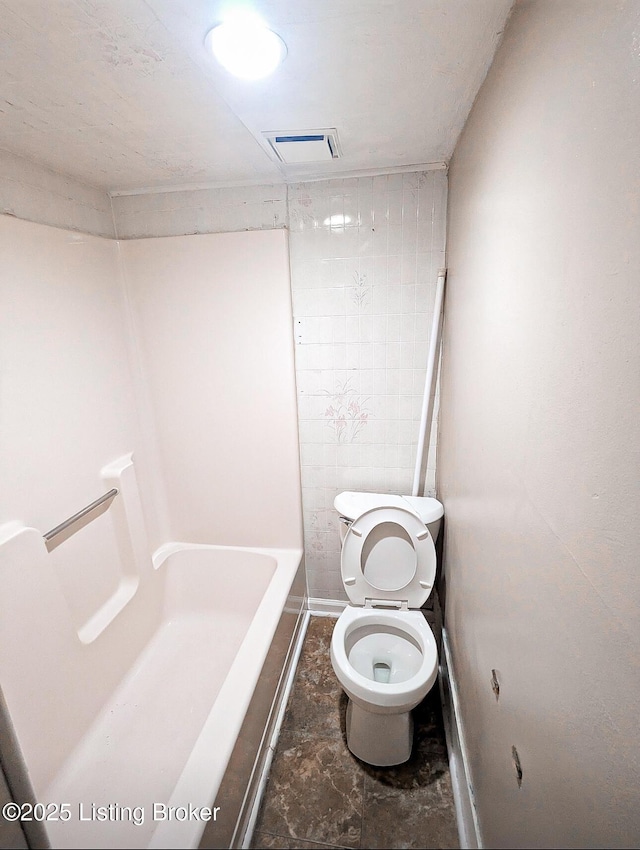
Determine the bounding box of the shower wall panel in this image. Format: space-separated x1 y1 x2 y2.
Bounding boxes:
119 229 303 550
0 216 160 786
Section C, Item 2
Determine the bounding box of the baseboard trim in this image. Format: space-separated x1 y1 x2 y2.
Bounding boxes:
439 628 482 849
307 597 347 616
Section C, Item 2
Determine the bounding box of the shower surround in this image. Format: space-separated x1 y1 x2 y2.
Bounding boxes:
0 216 304 849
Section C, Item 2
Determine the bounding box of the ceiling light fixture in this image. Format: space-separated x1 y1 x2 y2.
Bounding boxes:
205 12 287 80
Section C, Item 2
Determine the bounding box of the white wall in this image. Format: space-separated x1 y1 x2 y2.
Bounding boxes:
0 149 288 242
440 1 640 846
111 183 287 239
120 229 303 550
0 149 114 238
288 171 447 600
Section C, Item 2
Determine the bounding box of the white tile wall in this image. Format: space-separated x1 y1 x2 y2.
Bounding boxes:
289 170 447 600
0 149 115 238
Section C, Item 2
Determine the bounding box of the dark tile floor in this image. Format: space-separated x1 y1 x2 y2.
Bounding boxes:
251 615 460 850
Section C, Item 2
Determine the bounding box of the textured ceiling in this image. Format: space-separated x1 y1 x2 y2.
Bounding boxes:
0 0 513 192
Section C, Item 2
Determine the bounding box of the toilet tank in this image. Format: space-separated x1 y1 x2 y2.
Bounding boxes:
334 492 444 543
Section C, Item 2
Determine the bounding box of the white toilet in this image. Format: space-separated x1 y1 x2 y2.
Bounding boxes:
330 491 444 766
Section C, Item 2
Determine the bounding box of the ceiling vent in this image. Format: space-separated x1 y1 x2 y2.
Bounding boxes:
263 129 341 164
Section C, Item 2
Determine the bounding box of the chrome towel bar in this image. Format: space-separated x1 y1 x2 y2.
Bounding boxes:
43 488 119 552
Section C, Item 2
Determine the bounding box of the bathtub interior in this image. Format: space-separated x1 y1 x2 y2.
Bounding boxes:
0 460 304 849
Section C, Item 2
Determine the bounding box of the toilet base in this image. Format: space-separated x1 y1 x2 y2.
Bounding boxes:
345 699 414 766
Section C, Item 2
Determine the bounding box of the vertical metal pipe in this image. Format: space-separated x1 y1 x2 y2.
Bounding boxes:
412 268 447 497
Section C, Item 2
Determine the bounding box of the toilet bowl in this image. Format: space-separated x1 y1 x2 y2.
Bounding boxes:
329 492 443 766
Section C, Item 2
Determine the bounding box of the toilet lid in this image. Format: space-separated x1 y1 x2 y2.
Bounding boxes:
341 506 436 607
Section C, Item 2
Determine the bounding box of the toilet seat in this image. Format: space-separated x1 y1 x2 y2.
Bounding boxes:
341 506 436 608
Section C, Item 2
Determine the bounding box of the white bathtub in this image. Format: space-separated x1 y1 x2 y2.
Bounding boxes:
0 532 304 850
